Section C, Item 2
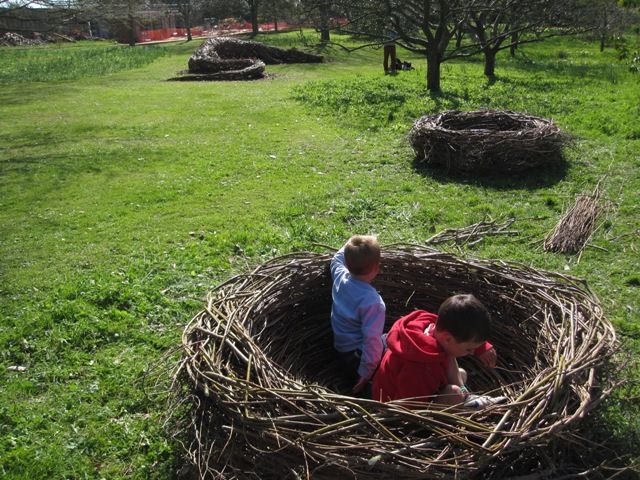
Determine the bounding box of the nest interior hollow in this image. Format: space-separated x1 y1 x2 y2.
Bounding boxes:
179 246 616 479
408 109 570 174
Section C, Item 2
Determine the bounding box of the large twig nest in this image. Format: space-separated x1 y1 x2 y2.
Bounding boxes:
177 246 616 479
409 110 570 173
175 37 323 81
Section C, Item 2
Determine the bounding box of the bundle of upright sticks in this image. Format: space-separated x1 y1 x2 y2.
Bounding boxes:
544 185 605 254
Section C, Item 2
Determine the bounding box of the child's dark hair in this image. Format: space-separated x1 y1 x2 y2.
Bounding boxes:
437 294 491 342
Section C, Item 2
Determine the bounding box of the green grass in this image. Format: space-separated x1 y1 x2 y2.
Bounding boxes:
1 32 639 478
0 41 166 83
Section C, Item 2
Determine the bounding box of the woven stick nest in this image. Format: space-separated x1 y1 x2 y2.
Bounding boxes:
177 246 616 479
174 37 323 81
408 110 570 174
544 186 605 255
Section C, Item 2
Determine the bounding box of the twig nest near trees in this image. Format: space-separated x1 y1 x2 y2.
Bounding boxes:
176 246 616 479
409 110 570 173
173 37 323 81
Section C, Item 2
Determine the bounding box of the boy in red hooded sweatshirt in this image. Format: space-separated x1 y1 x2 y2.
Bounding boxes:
372 294 506 408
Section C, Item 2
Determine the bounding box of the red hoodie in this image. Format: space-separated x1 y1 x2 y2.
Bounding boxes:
372 310 492 403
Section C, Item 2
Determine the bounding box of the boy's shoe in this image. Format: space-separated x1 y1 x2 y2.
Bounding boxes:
464 394 507 409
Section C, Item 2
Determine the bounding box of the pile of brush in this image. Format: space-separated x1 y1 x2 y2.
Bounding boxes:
409 110 570 174
174 245 616 479
173 37 322 81
544 186 605 254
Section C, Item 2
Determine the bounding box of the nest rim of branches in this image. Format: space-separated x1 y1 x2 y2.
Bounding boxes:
177 245 616 479
409 109 571 174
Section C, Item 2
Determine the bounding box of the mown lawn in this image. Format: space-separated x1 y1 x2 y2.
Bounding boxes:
0 32 638 478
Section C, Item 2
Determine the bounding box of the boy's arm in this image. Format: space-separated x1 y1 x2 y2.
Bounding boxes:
357 303 386 382
330 245 347 279
474 342 497 368
473 341 493 356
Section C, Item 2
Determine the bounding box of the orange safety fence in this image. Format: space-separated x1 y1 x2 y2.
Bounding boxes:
137 27 204 43
137 18 348 43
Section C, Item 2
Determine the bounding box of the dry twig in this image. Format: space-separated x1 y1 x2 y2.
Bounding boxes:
426 218 518 247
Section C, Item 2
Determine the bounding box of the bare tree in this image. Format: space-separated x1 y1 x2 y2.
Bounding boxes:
260 0 297 31
73 0 150 45
201 0 249 28
464 0 581 78
341 0 471 91
591 0 632 51
173 0 206 40
299 0 336 42
0 0 77 33
247 0 258 35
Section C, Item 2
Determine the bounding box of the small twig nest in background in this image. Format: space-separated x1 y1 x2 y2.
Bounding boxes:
409 110 570 173
175 246 616 479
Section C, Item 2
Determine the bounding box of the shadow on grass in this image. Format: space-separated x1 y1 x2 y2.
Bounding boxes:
427 90 467 111
0 151 104 178
411 155 569 191
0 82 81 106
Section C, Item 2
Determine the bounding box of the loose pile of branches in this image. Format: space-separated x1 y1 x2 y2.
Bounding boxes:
0 32 44 46
174 245 616 479
544 186 605 254
409 110 570 174
0 31 77 46
426 218 518 247
174 37 323 81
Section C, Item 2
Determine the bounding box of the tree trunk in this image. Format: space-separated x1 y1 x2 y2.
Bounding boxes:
185 9 192 41
126 0 135 46
426 52 441 91
455 29 463 48
600 8 607 52
127 15 135 46
484 48 496 77
250 0 259 37
319 1 330 43
510 32 518 57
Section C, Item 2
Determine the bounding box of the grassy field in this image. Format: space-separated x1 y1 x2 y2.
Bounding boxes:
1 32 639 478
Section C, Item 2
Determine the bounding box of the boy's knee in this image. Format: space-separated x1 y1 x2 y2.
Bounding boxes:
459 367 467 384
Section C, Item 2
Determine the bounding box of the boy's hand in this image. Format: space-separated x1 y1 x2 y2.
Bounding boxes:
477 347 497 368
352 376 368 394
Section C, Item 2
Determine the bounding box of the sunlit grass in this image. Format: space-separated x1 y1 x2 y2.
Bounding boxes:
0 42 167 83
0 31 638 478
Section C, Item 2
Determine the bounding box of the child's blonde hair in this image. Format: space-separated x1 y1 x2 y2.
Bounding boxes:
344 235 380 276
